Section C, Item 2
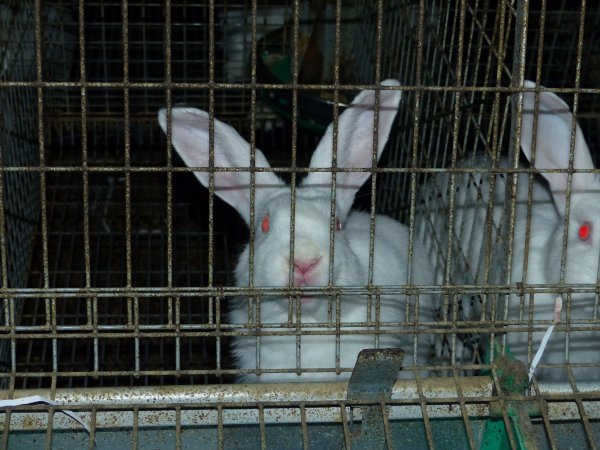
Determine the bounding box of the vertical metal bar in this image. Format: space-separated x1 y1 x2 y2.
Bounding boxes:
119 0 137 378
454 372 477 450
0 0 11 390
258 405 267 450
34 0 51 388
295 291 302 374
248 0 258 289
78 0 91 296
531 382 558 450
492 371 519 449
93 294 99 375
576 398 598 450
552 0 587 298
300 404 309 450
247 0 260 378
416 376 436 450
335 292 341 374
217 405 224 450
132 406 139 450
366 0 385 289
207 0 218 378
44 407 55 450
1 410 11 449
215 295 221 377
163 0 175 373
381 401 394 449
163 0 179 379
407 0 439 367
496 0 525 350
328 0 343 366
175 406 182 450
288 0 300 374
88 407 97 450
340 403 352 450
326 0 342 290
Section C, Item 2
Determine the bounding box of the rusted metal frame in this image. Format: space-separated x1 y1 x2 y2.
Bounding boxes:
2 381 599 430
0 391 597 422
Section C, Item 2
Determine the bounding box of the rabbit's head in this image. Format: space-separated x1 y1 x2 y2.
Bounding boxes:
158 81 402 315
518 81 600 287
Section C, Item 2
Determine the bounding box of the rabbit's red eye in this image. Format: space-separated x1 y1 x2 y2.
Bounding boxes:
335 217 342 232
579 222 592 241
261 214 270 233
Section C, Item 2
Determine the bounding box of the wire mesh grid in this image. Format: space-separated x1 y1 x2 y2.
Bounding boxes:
1 0 600 448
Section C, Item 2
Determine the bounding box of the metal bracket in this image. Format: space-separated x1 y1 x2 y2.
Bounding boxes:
345 348 404 450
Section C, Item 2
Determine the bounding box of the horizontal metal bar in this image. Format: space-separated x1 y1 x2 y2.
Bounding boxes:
0 285 598 297
2 378 600 430
0 165 598 175
1 80 600 94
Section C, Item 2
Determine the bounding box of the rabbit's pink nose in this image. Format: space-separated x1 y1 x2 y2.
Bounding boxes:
293 257 322 276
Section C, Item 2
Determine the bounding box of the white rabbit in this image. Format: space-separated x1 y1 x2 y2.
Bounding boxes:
420 81 600 381
158 80 435 382
505 81 600 381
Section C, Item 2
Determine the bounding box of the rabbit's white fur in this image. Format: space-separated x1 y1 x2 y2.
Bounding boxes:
420 81 600 381
158 80 435 382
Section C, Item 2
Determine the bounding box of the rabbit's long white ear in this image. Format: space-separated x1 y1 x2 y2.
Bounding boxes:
303 79 402 216
158 107 284 225
518 80 596 215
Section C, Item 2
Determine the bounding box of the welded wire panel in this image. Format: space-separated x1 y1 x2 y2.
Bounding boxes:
0 0 599 448
0 0 75 388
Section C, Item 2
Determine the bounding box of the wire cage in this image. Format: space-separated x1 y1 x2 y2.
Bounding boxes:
1 0 599 449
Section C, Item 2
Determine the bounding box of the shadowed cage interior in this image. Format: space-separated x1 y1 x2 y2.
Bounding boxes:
1 0 600 448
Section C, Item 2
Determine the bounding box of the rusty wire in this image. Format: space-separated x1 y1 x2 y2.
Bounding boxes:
0 0 600 447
